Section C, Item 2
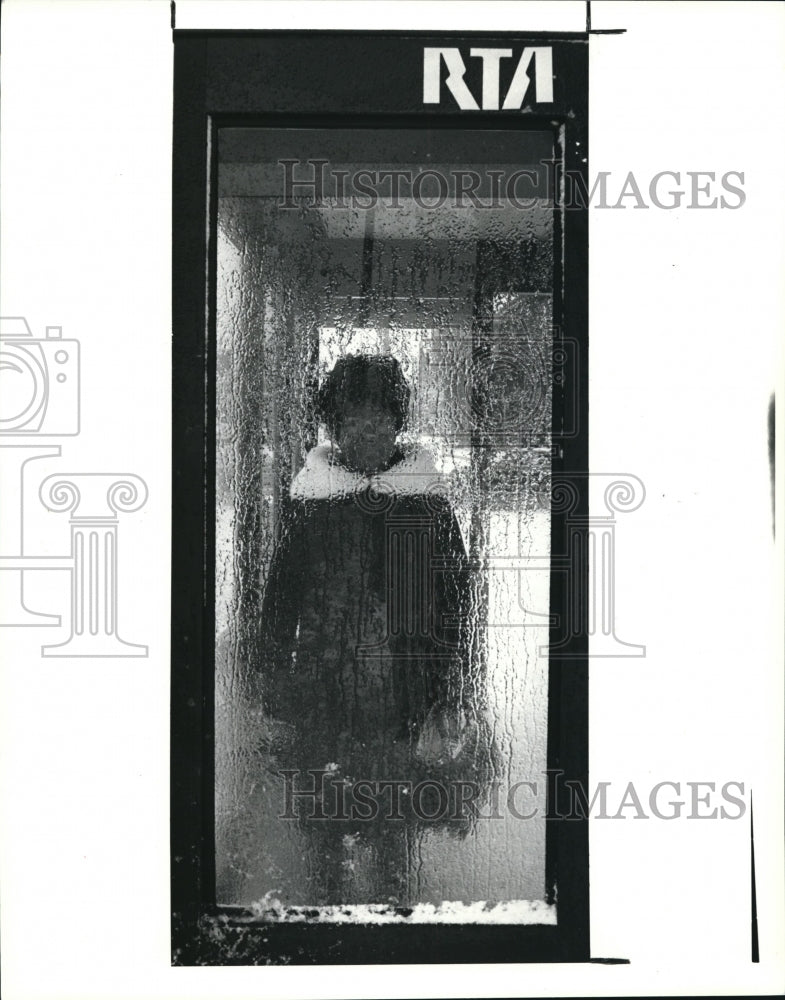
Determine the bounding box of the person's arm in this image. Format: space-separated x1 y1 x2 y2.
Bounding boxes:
413 496 484 764
255 508 306 721
432 496 474 702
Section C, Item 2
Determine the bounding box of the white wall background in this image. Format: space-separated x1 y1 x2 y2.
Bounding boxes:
1 1 783 997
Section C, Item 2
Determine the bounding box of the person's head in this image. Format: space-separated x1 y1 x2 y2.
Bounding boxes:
317 354 410 474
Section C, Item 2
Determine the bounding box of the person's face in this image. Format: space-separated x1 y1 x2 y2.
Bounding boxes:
334 402 398 474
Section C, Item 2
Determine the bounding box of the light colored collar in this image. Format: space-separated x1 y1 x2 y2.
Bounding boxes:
290 443 442 501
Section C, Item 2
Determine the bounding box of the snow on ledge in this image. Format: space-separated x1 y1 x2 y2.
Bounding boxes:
235 897 556 925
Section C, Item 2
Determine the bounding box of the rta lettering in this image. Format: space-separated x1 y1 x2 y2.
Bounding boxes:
423 46 553 110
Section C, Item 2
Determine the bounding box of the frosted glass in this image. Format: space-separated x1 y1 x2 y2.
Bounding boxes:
215 128 554 914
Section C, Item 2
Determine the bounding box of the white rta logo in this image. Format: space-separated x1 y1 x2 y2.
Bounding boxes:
423 46 553 110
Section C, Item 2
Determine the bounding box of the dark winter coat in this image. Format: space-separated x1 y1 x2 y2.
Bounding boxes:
257 444 480 778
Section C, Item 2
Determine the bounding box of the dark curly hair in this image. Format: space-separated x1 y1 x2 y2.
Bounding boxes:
316 354 410 436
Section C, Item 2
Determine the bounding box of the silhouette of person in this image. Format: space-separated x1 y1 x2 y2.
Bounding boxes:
253 354 490 905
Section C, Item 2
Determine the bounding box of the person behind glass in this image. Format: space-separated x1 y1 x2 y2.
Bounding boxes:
258 353 483 780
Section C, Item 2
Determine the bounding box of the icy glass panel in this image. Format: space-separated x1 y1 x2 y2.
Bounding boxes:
215 128 555 919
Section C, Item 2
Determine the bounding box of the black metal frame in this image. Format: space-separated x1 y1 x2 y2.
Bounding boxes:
172 29 589 965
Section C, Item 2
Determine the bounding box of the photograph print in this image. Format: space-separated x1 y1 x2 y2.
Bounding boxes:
172 30 589 965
